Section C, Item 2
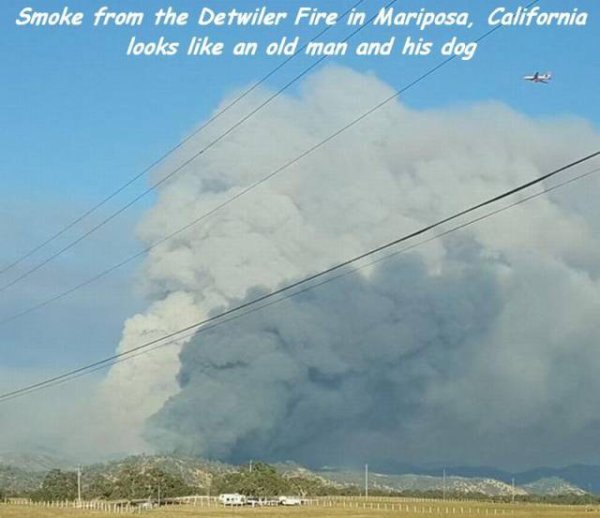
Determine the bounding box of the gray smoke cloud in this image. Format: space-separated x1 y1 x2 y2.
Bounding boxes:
147 250 504 468
98 66 600 470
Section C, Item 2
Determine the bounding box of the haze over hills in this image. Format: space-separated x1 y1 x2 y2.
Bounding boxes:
521 478 587 497
0 452 73 472
0 453 594 498
315 469 526 497
409 465 600 494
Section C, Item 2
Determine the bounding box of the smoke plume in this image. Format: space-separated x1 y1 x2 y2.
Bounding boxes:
99 66 600 470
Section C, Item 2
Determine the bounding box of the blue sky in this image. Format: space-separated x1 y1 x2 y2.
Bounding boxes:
1 0 599 372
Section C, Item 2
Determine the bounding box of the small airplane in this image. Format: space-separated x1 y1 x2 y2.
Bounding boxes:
523 72 552 84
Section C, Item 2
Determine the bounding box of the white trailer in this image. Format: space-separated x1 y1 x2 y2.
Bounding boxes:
218 493 247 506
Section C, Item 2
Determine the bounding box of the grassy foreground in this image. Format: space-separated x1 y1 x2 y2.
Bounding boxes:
1 500 599 518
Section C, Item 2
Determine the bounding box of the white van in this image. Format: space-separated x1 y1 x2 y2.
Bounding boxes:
278 496 302 506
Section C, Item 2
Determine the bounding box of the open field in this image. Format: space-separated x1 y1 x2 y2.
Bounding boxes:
3 500 600 518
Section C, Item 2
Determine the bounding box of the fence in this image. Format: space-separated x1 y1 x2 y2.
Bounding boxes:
309 498 515 515
4 498 139 513
6 495 587 515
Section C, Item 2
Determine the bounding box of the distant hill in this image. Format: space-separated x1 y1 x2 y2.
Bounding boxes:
82 454 233 489
0 453 593 498
242 462 589 497
0 465 44 494
515 465 600 494
0 452 71 472
316 469 527 496
522 477 587 497
0 454 233 495
0 452 72 493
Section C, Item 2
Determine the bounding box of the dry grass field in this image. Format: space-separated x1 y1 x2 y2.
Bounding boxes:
2 499 600 518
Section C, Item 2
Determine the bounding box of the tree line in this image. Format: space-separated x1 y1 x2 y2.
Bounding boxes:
2 461 600 505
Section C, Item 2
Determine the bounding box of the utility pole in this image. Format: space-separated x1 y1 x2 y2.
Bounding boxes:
365 464 369 499
77 466 82 506
442 469 446 500
249 460 253 473
511 478 515 504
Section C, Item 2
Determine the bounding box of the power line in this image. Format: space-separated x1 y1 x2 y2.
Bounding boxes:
1 151 597 404
0 0 369 287
5 164 600 403
0 2 531 326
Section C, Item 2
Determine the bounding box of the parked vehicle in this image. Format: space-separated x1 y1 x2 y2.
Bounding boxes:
218 493 246 506
278 496 303 506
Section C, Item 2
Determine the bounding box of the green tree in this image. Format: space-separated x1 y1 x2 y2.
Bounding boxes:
213 463 291 497
85 474 114 500
286 475 329 496
31 469 78 502
89 465 193 501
